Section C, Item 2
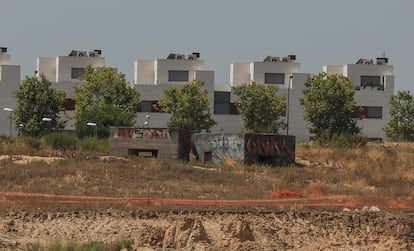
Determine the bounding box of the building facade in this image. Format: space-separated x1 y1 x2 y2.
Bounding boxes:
1 49 395 141
133 53 395 142
134 53 216 128
323 57 394 140
228 55 311 141
36 49 107 131
0 47 20 137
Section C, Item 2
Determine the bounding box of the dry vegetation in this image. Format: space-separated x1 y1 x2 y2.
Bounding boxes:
0 137 413 209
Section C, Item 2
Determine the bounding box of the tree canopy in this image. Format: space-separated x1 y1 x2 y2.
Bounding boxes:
300 72 360 138
384 90 414 141
158 80 216 134
74 66 140 138
14 74 66 136
232 82 286 133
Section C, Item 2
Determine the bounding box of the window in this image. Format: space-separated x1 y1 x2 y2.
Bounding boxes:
354 106 382 119
71 68 85 79
140 101 152 112
168 70 188 82
214 91 230 114
367 106 382 118
139 101 162 113
265 73 285 85
361 75 381 87
62 98 75 111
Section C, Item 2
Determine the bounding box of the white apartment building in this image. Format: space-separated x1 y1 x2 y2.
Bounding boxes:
134 53 216 128
36 49 106 130
0 47 20 137
133 54 311 139
4 49 393 141
228 55 311 141
324 57 394 139
133 54 394 141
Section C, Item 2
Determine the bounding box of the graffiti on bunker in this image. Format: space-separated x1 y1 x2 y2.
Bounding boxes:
245 134 295 164
114 128 171 139
208 134 244 161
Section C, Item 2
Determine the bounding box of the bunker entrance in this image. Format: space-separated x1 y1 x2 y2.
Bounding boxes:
258 155 277 165
128 149 159 158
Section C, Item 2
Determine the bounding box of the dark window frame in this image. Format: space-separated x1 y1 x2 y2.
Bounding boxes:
361 75 381 87
264 73 285 85
71 68 85 79
168 70 189 82
354 106 383 119
139 100 162 113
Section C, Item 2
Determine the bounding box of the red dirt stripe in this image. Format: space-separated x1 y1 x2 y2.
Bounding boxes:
0 192 413 211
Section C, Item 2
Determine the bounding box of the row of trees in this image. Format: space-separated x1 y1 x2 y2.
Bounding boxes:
12 67 414 141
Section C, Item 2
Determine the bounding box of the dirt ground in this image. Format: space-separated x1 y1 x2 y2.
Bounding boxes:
0 155 413 250
0 208 413 250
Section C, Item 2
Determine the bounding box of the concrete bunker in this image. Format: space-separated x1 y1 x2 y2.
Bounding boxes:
109 127 191 160
193 133 295 166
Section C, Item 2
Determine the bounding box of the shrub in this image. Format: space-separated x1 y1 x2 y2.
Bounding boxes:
43 132 78 151
21 136 42 150
80 137 108 154
315 131 367 147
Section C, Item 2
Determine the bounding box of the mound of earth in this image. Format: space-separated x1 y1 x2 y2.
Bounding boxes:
0 209 412 250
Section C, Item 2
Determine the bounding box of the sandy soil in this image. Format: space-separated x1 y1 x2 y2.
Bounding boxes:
0 154 413 250
0 209 413 250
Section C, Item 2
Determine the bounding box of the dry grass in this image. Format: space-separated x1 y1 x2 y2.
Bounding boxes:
0 139 413 207
296 142 414 197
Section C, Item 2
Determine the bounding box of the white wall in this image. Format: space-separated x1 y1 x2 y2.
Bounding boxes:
154 59 204 85
0 54 11 65
56 56 105 82
0 63 20 137
37 57 57 81
134 60 155 85
324 62 395 140
250 61 301 85
230 63 250 86
345 64 393 88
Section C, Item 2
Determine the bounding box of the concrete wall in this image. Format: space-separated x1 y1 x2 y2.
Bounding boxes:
0 54 11 65
109 127 191 160
37 57 57 81
193 133 296 166
244 134 295 166
56 56 105 82
230 63 250 86
250 61 301 86
155 59 204 85
37 55 105 83
134 60 155 85
193 133 245 164
0 53 20 137
230 58 301 87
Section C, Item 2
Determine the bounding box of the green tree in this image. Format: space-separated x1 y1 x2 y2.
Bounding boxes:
14 74 66 137
384 90 414 141
158 80 216 134
300 72 360 138
74 66 140 138
232 82 286 133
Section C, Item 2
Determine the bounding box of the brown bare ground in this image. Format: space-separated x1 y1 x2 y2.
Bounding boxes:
0 142 413 250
